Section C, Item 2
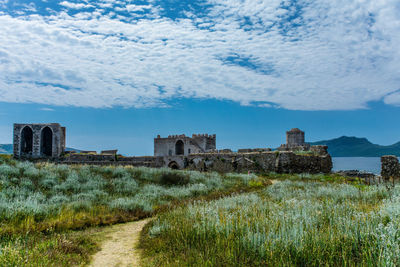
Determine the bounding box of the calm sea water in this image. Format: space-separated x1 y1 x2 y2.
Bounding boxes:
332 157 382 174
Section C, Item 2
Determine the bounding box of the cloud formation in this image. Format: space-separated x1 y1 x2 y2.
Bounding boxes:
0 0 399 110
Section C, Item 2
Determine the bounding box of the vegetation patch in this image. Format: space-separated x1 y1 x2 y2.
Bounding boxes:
0 157 261 265
141 178 399 266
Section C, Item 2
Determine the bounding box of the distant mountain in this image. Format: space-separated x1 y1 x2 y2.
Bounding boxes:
310 136 400 157
0 144 81 154
65 147 82 153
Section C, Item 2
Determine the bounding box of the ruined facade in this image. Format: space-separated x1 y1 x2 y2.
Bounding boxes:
278 128 311 151
13 123 66 159
154 134 216 157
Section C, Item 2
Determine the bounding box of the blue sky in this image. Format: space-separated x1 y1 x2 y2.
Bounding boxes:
0 0 400 155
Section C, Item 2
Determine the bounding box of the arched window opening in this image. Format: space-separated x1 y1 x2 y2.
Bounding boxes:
168 161 179 170
41 127 53 157
21 126 33 155
175 140 184 155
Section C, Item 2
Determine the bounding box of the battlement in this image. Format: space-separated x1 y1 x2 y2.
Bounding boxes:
155 134 216 140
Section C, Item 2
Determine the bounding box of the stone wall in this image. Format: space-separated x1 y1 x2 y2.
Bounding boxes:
57 149 332 174
381 156 400 180
186 151 332 174
237 148 272 153
62 154 164 167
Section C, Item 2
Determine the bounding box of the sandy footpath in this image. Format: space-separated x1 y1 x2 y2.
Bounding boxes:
89 218 151 267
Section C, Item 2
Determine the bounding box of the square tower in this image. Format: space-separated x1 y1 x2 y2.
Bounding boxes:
286 128 305 147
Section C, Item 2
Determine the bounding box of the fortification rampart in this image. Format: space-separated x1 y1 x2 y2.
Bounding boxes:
57 146 332 174
184 149 331 174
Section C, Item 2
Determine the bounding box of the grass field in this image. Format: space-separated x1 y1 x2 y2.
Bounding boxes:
0 155 259 266
2 154 396 266
141 175 400 266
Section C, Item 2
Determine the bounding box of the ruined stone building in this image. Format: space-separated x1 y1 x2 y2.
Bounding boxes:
11 124 332 174
278 128 311 151
13 123 66 158
154 134 216 156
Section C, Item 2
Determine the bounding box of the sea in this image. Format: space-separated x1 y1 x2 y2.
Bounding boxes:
332 157 383 174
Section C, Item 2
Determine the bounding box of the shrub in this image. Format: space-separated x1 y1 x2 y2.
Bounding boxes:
0 165 19 178
112 175 138 195
109 197 152 213
160 172 189 186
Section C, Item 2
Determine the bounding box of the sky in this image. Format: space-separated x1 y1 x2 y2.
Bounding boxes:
0 0 399 155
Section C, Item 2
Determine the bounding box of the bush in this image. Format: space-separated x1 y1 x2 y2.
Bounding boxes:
160 172 189 186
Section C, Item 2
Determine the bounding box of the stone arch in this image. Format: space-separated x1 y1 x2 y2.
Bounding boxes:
41 126 53 157
168 161 180 170
175 140 184 155
20 126 33 155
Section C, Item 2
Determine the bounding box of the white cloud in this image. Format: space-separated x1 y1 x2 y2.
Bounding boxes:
40 107 55 111
59 1 94 9
0 0 399 110
126 4 152 13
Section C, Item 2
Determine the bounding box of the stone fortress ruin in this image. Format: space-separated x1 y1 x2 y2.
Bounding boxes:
13 123 66 159
154 134 216 156
12 123 333 174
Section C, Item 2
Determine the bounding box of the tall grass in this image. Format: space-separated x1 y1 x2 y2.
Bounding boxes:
0 156 259 265
143 180 399 266
0 158 256 234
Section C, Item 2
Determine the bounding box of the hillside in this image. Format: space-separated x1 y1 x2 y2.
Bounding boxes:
310 136 400 157
0 144 12 154
0 144 80 154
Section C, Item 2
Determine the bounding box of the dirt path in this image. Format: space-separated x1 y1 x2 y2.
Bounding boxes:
89 218 151 267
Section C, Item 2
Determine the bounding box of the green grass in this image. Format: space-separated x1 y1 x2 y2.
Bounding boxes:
0 228 99 266
141 175 399 266
0 156 261 265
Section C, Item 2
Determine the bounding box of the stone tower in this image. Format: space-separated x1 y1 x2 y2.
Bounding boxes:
13 123 66 159
286 128 305 147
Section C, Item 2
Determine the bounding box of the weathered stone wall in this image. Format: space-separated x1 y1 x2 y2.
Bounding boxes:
57 149 332 174
61 155 164 167
65 154 115 162
238 148 272 153
185 151 332 174
381 156 400 180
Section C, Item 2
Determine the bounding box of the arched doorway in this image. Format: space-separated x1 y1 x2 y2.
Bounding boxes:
20 126 33 155
41 126 53 157
175 140 184 155
168 161 179 170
